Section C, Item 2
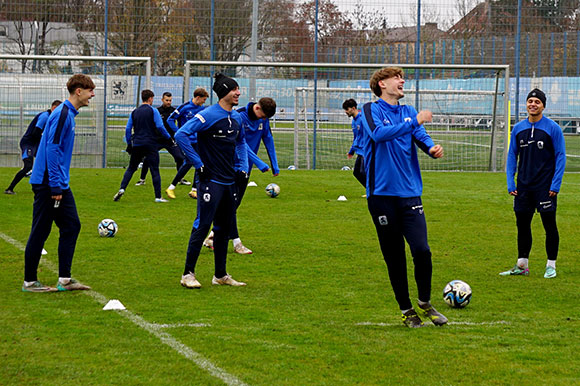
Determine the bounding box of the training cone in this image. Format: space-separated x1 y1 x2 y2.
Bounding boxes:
41 249 48 255
337 195 348 201
103 299 126 310
247 181 258 187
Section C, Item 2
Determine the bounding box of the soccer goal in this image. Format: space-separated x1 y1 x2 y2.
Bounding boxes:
183 61 509 171
0 54 151 168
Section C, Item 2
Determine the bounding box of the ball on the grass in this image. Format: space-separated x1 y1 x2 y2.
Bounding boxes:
341 165 351 171
265 183 280 198
287 165 296 170
98 219 118 237
443 280 472 308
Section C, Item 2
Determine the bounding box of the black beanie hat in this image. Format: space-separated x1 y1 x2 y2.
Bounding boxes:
212 73 239 100
527 88 546 107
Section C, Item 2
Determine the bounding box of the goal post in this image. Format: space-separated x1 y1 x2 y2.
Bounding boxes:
0 54 151 168
183 61 509 172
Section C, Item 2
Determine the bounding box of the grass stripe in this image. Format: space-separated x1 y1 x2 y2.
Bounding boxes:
0 231 248 386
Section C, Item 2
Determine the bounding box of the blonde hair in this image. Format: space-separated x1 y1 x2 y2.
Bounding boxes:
369 67 404 97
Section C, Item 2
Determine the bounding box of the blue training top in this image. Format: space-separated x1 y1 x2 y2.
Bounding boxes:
237 102 280 175
20 109 51 158
167 101 205 142
360 99 435 198
348 111 364 156
175 103 248 185
125 104 171 147
506 115 566 193
30 100 78 195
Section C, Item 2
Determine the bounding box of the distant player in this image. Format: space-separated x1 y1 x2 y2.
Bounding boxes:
175 73 248 288
165 87 209 199
360 67 447 328
113 89 172 203
203 97 278 254
22 75 94 292
501 88 566 279
135 91 184 186
5 100 61 195
343 98 366 188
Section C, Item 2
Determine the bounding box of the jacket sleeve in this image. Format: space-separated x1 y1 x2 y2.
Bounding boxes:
261 119 279 174
361 102 415 143
44 111 69 194
166 107 181 133
175 114 205 168
246 145 269 172
550 124 566 192
235 120 249 173
125 113 133 145
506 128 519 193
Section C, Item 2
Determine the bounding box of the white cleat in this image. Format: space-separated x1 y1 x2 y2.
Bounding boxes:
234 243 253 255
212 274 246 286
181 272 201 289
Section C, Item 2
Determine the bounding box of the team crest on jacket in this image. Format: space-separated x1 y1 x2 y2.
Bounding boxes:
537 141 544 149
383 119 390 125
404 117 412 122
378 215 388 225
203 193 211 202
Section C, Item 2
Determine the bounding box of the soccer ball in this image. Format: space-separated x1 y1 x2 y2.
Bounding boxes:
287 165 296 170
341 165 351 171
265 183 280 198
443 280 472 308
98 219 118 237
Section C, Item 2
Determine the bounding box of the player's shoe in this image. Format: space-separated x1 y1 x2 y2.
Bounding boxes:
56 279 91 291
234 243 253 255
212 274 246 286
113 190 124 201
203 236 214 250
401 309 424 328
499 265 529 276
155 198 169 203
181 272 201 289
179 179 192 185
544 266 557 279
135 179 146 186
188 189 198 199
4 189 15 195
165 188 176 199
417 303 448 326
22 281 57 293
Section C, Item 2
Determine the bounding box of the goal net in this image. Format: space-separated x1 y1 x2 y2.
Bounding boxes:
184 61 509 172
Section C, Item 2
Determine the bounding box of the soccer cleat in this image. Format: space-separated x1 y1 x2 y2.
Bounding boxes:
401 309 424 328
56 279 91 291
155 198 169 203
417 303 448 326
188 189 198 199
4 189 15 195
181 272 201 289
203 236 214 250
165 188 176 199
113 190 124 201
135 179 146 186
234 243 253 255
212 274 246 286
499 265 529 276
22 281 58 293
179 179 192 186
544 266 557 279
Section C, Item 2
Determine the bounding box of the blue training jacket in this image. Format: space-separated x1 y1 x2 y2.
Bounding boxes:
167 101 205 142
175 103 248 184
348 111 364 156
30 100 77 195
125 104 171 147
360 99 435 198
506 115 566 193
20 109 51 158
237 102 280 175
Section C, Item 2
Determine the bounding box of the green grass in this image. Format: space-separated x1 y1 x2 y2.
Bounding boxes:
1 168 580 385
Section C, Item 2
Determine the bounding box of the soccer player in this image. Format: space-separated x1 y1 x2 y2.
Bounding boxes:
343 98 366 188
501 88 566 279
203 97 278 254
22 75 94 292
359 67 447 328
113 89 172 203
5 100 62 195
175 73 248 288
135 91 184 186
165 87 209 199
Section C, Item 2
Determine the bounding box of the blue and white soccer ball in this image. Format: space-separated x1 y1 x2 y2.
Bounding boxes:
265 183 280 198
287 165 296 170
443 280 472 308
98 219 118 237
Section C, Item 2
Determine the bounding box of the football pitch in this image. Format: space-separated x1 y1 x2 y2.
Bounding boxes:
1 168 579 385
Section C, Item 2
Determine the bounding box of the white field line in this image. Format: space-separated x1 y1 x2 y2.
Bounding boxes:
0 232 248 386
356 321 509 327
